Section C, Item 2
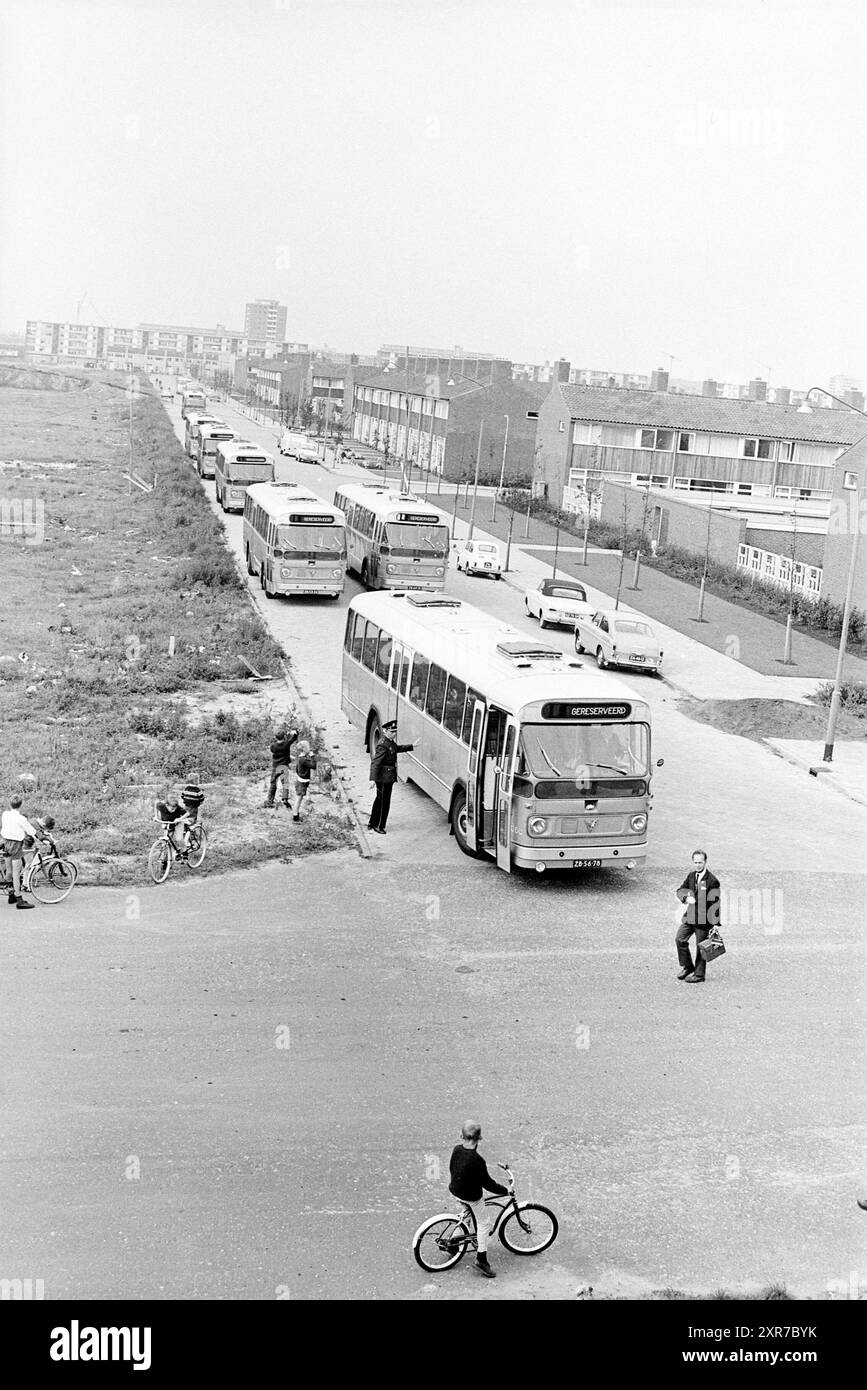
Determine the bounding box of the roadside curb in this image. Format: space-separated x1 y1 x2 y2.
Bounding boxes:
761 740 867 810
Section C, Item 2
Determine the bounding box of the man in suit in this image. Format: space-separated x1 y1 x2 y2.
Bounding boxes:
368 719 414 835
675 849 721 983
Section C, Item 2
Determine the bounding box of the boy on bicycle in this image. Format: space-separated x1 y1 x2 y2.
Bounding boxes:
448 1122 510 1278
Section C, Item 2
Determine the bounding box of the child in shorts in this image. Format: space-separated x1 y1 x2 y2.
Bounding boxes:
292 742 317 823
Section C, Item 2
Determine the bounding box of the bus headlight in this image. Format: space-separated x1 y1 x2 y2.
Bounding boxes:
331 568 342 578
528 816 548 836
280 567 294 578
630 814 647 833
435 566 444 575
386 563 397 573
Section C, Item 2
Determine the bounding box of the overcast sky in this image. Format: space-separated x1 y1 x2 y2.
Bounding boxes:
2 0 866 387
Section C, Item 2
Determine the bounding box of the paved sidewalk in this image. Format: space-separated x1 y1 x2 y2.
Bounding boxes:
764 740 867 809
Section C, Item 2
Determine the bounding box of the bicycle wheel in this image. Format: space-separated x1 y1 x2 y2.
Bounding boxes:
29 857 78 904
186 825 206 868
498 1204 558 1255
412 1216 471 1273
148 839 172 884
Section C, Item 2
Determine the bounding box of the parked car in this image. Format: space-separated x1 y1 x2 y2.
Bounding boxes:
524 577 593 628
298 444 321 464
574 609 663 674
455 538 502 578
278 431 298 458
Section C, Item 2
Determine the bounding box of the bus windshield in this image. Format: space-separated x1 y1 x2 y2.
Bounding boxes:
384 522 449 556
227 461 272 482
518 723 649 779
277 524 346 556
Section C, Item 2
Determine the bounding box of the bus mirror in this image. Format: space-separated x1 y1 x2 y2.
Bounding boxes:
656 757 664 767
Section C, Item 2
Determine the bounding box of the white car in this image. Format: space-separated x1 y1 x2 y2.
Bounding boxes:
574 609 663 675
524 577 593 629
456 539 502 578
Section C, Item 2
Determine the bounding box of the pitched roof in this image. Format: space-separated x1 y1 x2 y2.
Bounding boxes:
555 384 864 445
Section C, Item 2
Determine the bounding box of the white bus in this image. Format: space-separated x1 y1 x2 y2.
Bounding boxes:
331 484 448 591
181 388 207 419
342 592 660 874
215 440 275 512
195 422 236 479
243 482 347 599
184 413 224 459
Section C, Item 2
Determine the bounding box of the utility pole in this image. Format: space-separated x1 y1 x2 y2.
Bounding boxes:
504 502 515 573
552 508 562 579
695 502 713 622
492 414 509 522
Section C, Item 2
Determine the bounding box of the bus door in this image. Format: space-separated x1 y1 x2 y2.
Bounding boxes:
465 698 486 852
494 718 518 872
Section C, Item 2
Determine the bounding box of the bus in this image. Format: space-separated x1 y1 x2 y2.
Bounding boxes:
342 591 660 874
331 484 448 591
181 388 207 419
195 422 236 479
243 482 347 599
215 440 275 512
184 413 224 459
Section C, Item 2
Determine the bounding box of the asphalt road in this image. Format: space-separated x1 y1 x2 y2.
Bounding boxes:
2 399 864 1302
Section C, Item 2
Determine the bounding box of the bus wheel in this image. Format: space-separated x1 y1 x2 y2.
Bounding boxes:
450 789 482 859
366 712 383 754
246 546 254 575
596 647 607 669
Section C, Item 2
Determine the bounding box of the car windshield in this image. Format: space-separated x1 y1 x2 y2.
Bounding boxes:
517 723 649 778
546 585 586 600
277 524 346 555
385 522 449 555
613 620 652 636
478 544 497 553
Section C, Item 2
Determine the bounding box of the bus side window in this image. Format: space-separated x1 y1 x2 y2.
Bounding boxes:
442 676 466 737
398 647 410 697
389 642 403 691
375 630 392 682
425 663 447 723
350 613 364 662
468 705 483 775
409 654 430 710
461 687 482 745
501 726 516 789
361 621 379 670
344 611 356 654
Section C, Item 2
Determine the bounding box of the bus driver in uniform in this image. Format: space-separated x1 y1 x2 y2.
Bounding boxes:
368 720 415 835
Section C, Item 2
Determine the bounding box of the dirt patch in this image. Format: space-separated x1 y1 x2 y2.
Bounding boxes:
677 697 867 743
0 369 355 885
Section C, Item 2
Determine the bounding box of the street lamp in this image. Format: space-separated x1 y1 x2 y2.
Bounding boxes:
799 387 867 762
446 372 488 541
491 413 509 522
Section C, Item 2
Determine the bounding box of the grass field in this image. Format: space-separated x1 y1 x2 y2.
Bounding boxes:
0 368 354 884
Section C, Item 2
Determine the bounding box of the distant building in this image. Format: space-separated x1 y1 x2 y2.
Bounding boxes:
351 369 546 483
376 344 513 385
244 299 287 353
25 319 247 371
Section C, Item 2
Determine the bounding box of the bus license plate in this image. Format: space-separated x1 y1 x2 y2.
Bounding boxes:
630 655 645 662
573 859 602 869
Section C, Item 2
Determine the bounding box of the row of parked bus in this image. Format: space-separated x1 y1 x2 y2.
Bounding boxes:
176 387 661 876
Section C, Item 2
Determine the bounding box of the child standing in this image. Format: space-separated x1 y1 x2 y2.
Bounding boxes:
292 742 317 823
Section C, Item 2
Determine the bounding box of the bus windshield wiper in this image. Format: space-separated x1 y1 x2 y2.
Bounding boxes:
592 764 630 776
537 746 561 776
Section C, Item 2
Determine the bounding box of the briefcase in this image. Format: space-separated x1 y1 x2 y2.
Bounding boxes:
699 927 727 963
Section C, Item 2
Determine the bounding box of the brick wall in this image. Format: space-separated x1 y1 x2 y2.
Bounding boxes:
599 481 746 565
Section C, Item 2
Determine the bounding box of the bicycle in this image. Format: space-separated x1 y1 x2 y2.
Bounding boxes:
2 822 79 904
412 1164 558 1272
147 806 207 884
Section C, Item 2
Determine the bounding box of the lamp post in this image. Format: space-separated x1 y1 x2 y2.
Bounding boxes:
799 388 867 762
492 414 509 522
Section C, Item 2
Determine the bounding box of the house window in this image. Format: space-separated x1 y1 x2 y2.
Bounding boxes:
742 437 776 459
640 428 675 451
678 432 693 453
778 441 795 462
